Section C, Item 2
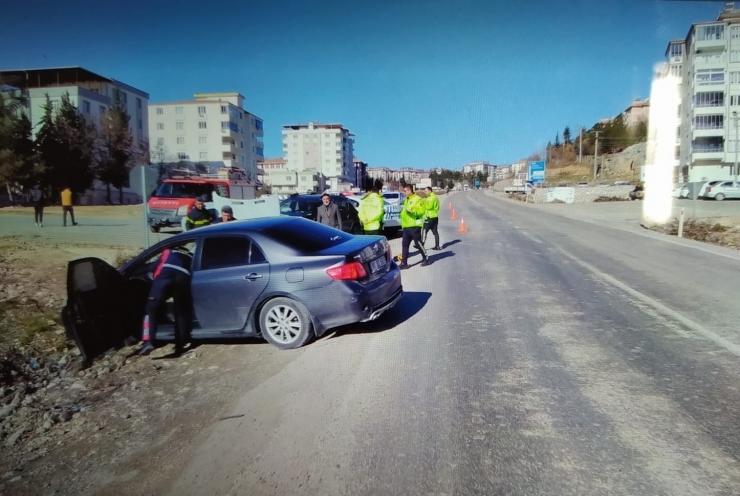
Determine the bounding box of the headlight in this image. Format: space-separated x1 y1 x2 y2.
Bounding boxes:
176 205 189 216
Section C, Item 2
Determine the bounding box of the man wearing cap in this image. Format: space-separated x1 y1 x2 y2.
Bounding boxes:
216 205 237 223
185 195 216 231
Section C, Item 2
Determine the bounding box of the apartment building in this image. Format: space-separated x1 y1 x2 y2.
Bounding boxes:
268 170 321 194
367 167 392 182
353 158 368 188
622 99 650 128
0 66 149 148
282 122 355 189
149 93 263 181
462 161 491 175
667 2 740 182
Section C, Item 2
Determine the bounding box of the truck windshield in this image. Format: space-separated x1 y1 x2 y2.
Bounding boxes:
154 183 213 199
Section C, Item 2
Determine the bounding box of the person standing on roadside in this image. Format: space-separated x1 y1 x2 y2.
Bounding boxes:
316 193 342 230
185 195 216 230
60 186 78 227
30 186 46 227
399 184 429 269
422 186 441 250
358 185 385 235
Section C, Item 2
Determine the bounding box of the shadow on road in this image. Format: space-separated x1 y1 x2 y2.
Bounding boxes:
325 291 432 340
442 239 461 249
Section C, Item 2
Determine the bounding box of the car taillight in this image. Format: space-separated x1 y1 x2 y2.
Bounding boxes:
706 187 712 193
326 261 367 280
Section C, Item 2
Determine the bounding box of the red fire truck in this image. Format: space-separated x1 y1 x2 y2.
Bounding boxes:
147 168 258 232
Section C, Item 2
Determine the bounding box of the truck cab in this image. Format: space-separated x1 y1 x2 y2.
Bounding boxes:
147 168 258 232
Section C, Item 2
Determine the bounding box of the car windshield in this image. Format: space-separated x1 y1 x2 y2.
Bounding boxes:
279 198 319 215
262 220 351 252
154 182 212 199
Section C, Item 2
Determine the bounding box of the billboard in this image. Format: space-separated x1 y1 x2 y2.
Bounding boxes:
528 161 546 184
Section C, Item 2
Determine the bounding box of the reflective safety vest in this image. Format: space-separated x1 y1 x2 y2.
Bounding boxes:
185 207 215 230
400 194 425 228
424 192 439 219
358 192 385 231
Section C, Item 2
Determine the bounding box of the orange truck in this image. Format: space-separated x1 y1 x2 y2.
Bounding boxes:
147 168 258 232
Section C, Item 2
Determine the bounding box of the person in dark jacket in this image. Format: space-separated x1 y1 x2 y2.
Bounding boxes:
185 195 216 230
30 186 46 227
137 247 194 356
216 205 237 223
316 194 342 229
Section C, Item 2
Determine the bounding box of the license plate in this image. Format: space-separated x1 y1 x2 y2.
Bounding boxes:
370 256 387 273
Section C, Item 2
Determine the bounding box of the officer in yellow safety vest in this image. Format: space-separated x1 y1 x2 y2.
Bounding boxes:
399 184 429 269
358 185 385 235
422 186 441 250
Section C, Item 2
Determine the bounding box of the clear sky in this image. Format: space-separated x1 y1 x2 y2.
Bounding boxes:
0 0 724 169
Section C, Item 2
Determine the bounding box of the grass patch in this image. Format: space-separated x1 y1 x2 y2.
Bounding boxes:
19 315 56 345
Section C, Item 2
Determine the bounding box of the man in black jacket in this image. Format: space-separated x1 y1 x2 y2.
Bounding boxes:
185 195 216 230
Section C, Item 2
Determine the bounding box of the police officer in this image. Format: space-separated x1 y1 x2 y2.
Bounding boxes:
185 195 215 230
138 247 194 356
422 186 441 250
399 184 429 269
358 184 385 235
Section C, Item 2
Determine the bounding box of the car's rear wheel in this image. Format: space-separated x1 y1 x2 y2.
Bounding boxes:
259 297 314 349
715 193 725 201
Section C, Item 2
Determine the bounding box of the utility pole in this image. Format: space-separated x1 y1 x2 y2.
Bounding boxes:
579 126 583 163
734 111 739 182
594 131 599 181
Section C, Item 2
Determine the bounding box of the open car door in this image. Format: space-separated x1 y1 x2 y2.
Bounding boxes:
61 257 141 362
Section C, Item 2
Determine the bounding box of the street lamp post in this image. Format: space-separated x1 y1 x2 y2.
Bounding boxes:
735 111 739 182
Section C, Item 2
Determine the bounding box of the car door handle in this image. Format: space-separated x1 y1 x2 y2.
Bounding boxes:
244 273 263 280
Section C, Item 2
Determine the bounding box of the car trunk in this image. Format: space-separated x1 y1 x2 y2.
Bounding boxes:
316 236 391 283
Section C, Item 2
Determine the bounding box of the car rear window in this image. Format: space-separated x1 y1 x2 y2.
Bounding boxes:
263 221 352 252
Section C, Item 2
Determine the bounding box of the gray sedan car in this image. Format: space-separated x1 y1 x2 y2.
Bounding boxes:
61 217 403 360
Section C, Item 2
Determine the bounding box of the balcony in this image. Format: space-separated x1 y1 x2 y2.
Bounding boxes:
693 127 725 137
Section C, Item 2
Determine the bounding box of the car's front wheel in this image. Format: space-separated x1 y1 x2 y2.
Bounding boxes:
715 193 725 201
259 297 314 349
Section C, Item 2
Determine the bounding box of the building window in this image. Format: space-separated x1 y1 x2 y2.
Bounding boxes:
222 121 229 130
82 101 90 114
157 138 164 146
732 95 740 106
693 114 724 130
669 43 683 57
198 106 206 114
175 106 183 114
694 91 724 107
696 24 725 41
156 107 163 115
138 119 143 130
240 141 244 148
50 100 60 111
696 69 725 86
732 50 740 63
177 152 187 160
199 122 207 129
200 152 208 160
177 137 185 145
100 105 106 115
221 105 227 114
199 136 207 145
136 98 142 109
157 123 164 130
176 121 184 130
119 92 128 104
670 65 682 77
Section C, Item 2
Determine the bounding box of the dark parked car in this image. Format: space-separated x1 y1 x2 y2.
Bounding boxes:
279 194 362 234
61 217 403 361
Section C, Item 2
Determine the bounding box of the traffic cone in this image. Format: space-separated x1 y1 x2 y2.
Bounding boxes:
458 218 468 233
451 209 457 220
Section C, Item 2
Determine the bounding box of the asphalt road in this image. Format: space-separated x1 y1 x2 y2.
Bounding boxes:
3 196 740 495
142 191 740 495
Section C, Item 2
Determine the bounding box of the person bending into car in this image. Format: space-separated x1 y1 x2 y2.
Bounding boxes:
185 195 216 230
138 247 194 356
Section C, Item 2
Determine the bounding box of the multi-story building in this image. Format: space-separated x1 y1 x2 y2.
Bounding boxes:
353 158 368 188
389 168 426 182
367 167 392 182
0 66 149 149
268 169 321 195
282 122 355 189
462 161 491 176
622 99 650 128
148 93 263 181
667 2 740 182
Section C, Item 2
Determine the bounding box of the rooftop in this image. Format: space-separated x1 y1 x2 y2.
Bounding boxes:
0 66 149 98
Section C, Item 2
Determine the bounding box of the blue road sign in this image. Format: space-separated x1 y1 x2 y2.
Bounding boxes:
528 161 546 184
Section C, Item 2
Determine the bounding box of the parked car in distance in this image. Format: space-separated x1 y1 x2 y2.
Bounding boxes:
702 180 740 201
346 195 402 232
279 194 362 234
61 217 403 360
698 180 725 198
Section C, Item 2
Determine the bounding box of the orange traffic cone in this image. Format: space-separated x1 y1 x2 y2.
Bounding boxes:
451 209 457 220
458 218 468 233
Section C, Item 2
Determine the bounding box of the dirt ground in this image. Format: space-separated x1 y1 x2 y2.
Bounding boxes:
0 205 143 219
0 236 297 495
646 216 740 250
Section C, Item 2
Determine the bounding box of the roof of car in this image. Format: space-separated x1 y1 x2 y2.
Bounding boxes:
171 215 302 239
